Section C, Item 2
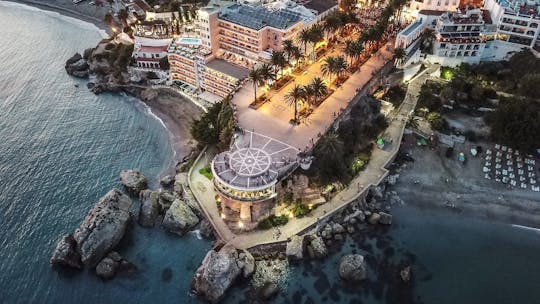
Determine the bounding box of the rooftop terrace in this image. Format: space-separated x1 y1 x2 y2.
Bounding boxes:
219 4 303 30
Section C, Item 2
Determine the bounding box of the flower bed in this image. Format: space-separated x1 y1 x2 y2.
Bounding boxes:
271 75 293 91
249 94 270 109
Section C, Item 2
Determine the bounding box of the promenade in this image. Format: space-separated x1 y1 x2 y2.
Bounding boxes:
190 51 439 249
232 41 395 150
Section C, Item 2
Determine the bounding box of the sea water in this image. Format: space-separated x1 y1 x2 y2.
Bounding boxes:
0 2 210 303
2 2 540 304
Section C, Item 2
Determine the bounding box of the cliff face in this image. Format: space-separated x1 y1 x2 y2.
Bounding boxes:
65 38 133 94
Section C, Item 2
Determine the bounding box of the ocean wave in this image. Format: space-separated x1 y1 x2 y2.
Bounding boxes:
511 224 540 233
135 99 177 160
0 1 108 38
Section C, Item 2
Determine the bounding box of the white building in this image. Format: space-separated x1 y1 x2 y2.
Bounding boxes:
133 37 172 69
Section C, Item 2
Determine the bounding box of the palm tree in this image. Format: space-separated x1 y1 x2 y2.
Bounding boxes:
283 39 295 63
303 84 315 105
333 56 348 82
323 13 342 41
407 116 420 129
299 28 311 55
344 40 356 66
270 50 287 77
285 84 305 124
258 63 276 87
321 56 337 86
393 48 406 66
248 67 264 103
289 45 302 66
309 77 328 105
309 25 324 54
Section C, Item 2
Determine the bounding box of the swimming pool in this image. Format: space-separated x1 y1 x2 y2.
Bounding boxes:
178 37 202 45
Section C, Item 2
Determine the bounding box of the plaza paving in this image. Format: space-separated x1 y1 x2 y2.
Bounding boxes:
190 55 440 249
232 41 395 150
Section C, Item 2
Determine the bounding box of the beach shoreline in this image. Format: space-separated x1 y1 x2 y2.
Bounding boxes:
5 0 110 32
390 136 540 229
138 88 202 178
3 1 204 179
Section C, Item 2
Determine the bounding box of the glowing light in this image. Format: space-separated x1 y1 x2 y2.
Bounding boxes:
220 213 226 219
238 221 244 228
308 204 313 210
288 212 294 219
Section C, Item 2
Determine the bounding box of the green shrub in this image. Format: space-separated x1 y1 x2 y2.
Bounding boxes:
199 167 213 180
291 203 311 218
258 215 289 230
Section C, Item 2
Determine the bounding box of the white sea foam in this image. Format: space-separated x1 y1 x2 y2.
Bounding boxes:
511 224 540 233
136 98 177 160
0 1 108 38
189 229 203 240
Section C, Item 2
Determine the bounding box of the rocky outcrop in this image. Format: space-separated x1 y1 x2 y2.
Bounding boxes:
199 218 214 239
50 234 82 269
65 53 89 78
285 235 304 260
96 256 118 279
386 174 399 186
368 213 381 225
139 190 160 227
119 169 147 194
256 282 279 300
400 266 411 283
95 251 134 279
160 175 175 187
251 258 288 300
162 199 199 236
192 244 254 303
338 254 367 282
73 188 133 268
159 191 175 212
305 234 327 259
379 212 392 225
183 187 202 216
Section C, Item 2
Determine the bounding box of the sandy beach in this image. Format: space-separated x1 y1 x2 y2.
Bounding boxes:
141 88 203 175
7 0 111 31
390 135 540 228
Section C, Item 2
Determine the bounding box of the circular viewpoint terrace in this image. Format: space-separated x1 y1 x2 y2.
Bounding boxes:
211 130 299 229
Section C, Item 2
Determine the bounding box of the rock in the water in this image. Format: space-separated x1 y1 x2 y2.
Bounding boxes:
286 235 304 260
95 257 118 279
183 187 202 216
368 213 381 225
238 250 255 278
139 190 160 227
162 199 199 236
400 266 411 283
332 223 345 234
159 191 175 211
50 234 82 269
306 235 327 259
371 186 384 200
199 218 214 239
192 244 247 303
338 254 367 282
66 53 82 65
387 174 399 186
160 175 175 187
256 282 279 300
73 188 132 267
379 212 392 225
119 169 147 194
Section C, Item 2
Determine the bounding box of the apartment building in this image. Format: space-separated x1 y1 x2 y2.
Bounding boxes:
428 8 495 65
133 37 172 69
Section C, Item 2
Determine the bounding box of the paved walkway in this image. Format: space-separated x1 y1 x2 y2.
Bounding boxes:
232 41 395 150
190 63 439 249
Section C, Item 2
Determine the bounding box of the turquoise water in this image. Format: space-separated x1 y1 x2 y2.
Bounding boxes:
2 2 540 304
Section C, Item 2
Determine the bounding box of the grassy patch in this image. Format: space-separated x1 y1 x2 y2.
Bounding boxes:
258 215 289 230
199 167 213 180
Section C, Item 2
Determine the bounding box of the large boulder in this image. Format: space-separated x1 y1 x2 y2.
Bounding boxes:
338 254 367 282
386 174 399 186
238 250 255 278
159 191 176 212
368 213 381 225
182 188 202 216
95 256 118 279
119 169 147 194
306 235 327 259
192 244 250 303
162 199 199 236
379 212 392 225
50 234 82 269
256 282 279 300
160 175 175 187
73 188 133 267
199 218 214 239
139 190 160 227
286 235 304 260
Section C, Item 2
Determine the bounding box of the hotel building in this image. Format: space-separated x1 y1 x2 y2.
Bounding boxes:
167 0 337 100
396 0 540 66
